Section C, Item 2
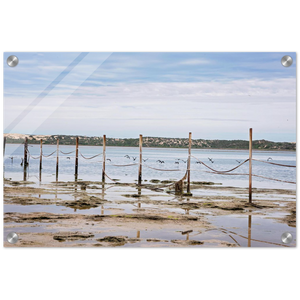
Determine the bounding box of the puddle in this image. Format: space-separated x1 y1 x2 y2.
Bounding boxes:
207 214 296 247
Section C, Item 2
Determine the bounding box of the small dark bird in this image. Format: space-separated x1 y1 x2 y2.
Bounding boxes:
175 161 179 164
208 157 214 163
156 160 164 164
196 161 201 164
142 158 148 162
106 159 111 162
67 157 70 159
267 157 273 161
124 155 130 159
181 159 187 163
20 158 23 166
132 157 137 161
236 160 241 164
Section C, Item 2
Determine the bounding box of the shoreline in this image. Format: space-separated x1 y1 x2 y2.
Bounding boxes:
3 178 296 247
4 142 297 152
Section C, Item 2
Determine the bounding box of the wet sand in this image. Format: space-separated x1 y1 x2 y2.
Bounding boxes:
3 178 296 247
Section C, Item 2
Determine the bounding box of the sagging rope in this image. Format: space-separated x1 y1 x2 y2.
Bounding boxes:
252 159 296 168
191 155 249 173
252 174 296 184
143 164 181 172
107 162 139 167
204 170 296 184
60 150 75 155
42 150 57 157
27 149 40 160
79 151 102 160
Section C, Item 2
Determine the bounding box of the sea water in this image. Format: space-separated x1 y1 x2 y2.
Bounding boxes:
3 144 296 189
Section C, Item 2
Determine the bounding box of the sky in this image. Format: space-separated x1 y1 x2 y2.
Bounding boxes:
3 52 296 142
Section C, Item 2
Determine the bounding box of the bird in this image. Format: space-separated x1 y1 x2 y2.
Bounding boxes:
66 157 70 159
20 158 23 166
142 158 148 162
156 160 164 164
124 155 130 159
106 158 111 162
236 160 241 164
175 161 179 164
267 157 273 161
196 161 201 164
181 159 187 163
9 156 13 162
132 157 137 161
208 157 214 163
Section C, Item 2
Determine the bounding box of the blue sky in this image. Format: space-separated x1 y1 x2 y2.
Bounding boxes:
3 52 296 141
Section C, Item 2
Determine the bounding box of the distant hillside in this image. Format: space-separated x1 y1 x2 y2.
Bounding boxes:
3 133 296 151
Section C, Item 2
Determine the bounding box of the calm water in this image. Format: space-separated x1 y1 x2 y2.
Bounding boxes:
3 144 296 189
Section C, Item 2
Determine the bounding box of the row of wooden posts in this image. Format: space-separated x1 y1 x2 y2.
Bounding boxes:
4 128 254 203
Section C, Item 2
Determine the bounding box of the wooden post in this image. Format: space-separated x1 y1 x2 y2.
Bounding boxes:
248 213 252 247
24 137 28 167
187 132 192 194
39 139 43 170
102 135 106 183
249 128 252 204
3 136 6 161
56 138 59 181
75 137 79 177
138 134 143 185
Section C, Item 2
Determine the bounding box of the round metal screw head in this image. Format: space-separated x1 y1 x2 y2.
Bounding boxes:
281 232 293 244
7 232 19 244
281 55 293 67
7 55 19 67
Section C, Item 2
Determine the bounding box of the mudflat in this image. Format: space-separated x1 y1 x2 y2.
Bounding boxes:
3 179 296 247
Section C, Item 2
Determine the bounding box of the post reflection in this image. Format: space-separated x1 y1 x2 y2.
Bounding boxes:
136 230 140 238
248 213 252 247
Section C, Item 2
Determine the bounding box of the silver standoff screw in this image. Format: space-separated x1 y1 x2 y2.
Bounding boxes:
7 232 19 244
281 55 293 67
7 55 19 67
281 232 293 244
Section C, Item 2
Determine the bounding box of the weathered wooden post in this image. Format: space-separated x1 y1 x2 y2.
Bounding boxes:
56 138 59 181
24 137 28 167
249 128 252 204
187 132 192 194
138 134 143 185
102 135 106 183
75 137 79 178
248 213 252 247
39 139 43 170
3 136 6 156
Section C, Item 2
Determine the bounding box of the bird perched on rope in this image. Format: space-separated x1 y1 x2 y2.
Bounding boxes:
208 157 214 163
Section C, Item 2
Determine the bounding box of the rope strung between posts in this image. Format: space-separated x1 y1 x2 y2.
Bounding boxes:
60 150 75 155
107 162 139 167
191 155 249 173
27 149 40 159
252 159 296 168
252 174 296 184
203 170 296 184
42 150 57 157
103 170 117 182
79 151 102 160
143 164 182 172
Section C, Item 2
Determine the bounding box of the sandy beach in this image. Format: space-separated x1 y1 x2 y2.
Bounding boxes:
3 178 296 247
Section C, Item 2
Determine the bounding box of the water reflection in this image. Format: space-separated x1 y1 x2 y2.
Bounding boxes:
248 213 252 247
136 230 140 238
